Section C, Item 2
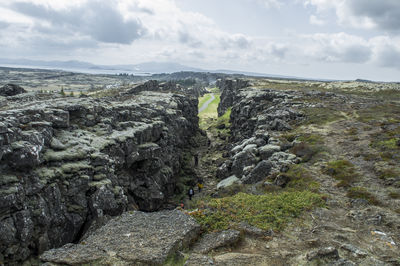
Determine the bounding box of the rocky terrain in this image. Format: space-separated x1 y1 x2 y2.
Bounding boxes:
1 71 400 265
0 85 199 264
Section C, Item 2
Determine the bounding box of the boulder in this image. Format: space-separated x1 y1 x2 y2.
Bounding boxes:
242 160 272 184
217 175 240 189
0 84 26 96
237 222 273 237
259 144 281 160
231 150 257 176
191 229 240 254
40 210 201 265
306 246 339 261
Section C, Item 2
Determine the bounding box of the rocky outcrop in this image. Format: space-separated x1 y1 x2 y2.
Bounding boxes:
192 229 241 254
126 79 206 97
40 210 201 265
0 84 26 96
216 80 304 183
217 78 250 116
0 90 199 263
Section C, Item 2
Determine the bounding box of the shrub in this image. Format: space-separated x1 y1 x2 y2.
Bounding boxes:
347 187 379 205
190 191 324 232
324 160 359 187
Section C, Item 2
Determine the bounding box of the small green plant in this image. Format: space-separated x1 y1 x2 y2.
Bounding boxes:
60 87 65 96
70 91 74 97
282 165 320 192
347 187 379 205
324 160 359 187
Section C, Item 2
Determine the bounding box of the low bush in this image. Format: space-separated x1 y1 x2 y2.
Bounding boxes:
190 191 324 232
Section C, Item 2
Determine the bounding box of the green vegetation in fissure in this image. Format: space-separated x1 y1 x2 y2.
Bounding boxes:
191 191 324 232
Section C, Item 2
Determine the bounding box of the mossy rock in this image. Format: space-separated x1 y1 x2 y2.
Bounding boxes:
0 175 19 185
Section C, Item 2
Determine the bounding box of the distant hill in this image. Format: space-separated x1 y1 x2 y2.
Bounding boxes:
0 58 332 81
0 58 204 75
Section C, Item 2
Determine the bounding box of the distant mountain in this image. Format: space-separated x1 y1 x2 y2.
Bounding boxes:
0 58 204 75
0 58 332 81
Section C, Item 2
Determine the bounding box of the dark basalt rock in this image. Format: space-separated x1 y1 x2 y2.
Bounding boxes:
0 84 27 96
40 210 201 265
0 90 199 264
215 79 305 184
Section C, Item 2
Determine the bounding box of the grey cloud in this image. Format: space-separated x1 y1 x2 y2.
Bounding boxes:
178 31 203 48
340 45 371 63
218 35 251 50
376 47 400 69
348 0 400 32
270 45 287 59
0 21 10 29
11 1 146 44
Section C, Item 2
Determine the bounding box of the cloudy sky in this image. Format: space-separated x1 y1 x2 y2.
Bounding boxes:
0 0 400 81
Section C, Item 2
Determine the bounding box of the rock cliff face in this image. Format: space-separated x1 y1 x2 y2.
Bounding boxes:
217 78 250 117
216 79 304 184
127 80 207 97
0 90 199 263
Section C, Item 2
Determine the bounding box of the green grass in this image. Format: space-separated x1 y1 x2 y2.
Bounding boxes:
347 187 379 205
300 107 345 125
198 93 213 108
357 104 400 124
289 133 327 163
282 165 320 192
198 93 221 130
190 191 324 232
324 160 359 187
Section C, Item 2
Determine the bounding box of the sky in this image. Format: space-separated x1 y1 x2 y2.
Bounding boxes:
0 0 400 81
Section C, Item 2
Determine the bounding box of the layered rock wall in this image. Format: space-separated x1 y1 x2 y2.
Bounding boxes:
0 91 199 263
216 79 304 184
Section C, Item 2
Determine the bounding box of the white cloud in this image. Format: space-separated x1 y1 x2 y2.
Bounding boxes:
309 15 325 26
304 0 400 32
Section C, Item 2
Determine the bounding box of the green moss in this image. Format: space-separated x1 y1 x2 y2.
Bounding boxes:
297 134 324 145
0 186 18 196
283 165 320 192
34 167 61 184
190 191 324 232
0 175 19 185
357 104 400 124
44 147 90 162
61 161 92 174
89 179 111 187
347 187 379 205
164 252 189 266
324 160 359 187
375 138 398 149
290 133 326 163
301 107 345 125
378 168 399 180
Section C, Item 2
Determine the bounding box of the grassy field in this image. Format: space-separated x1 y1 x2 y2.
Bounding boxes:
198 93 221 130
